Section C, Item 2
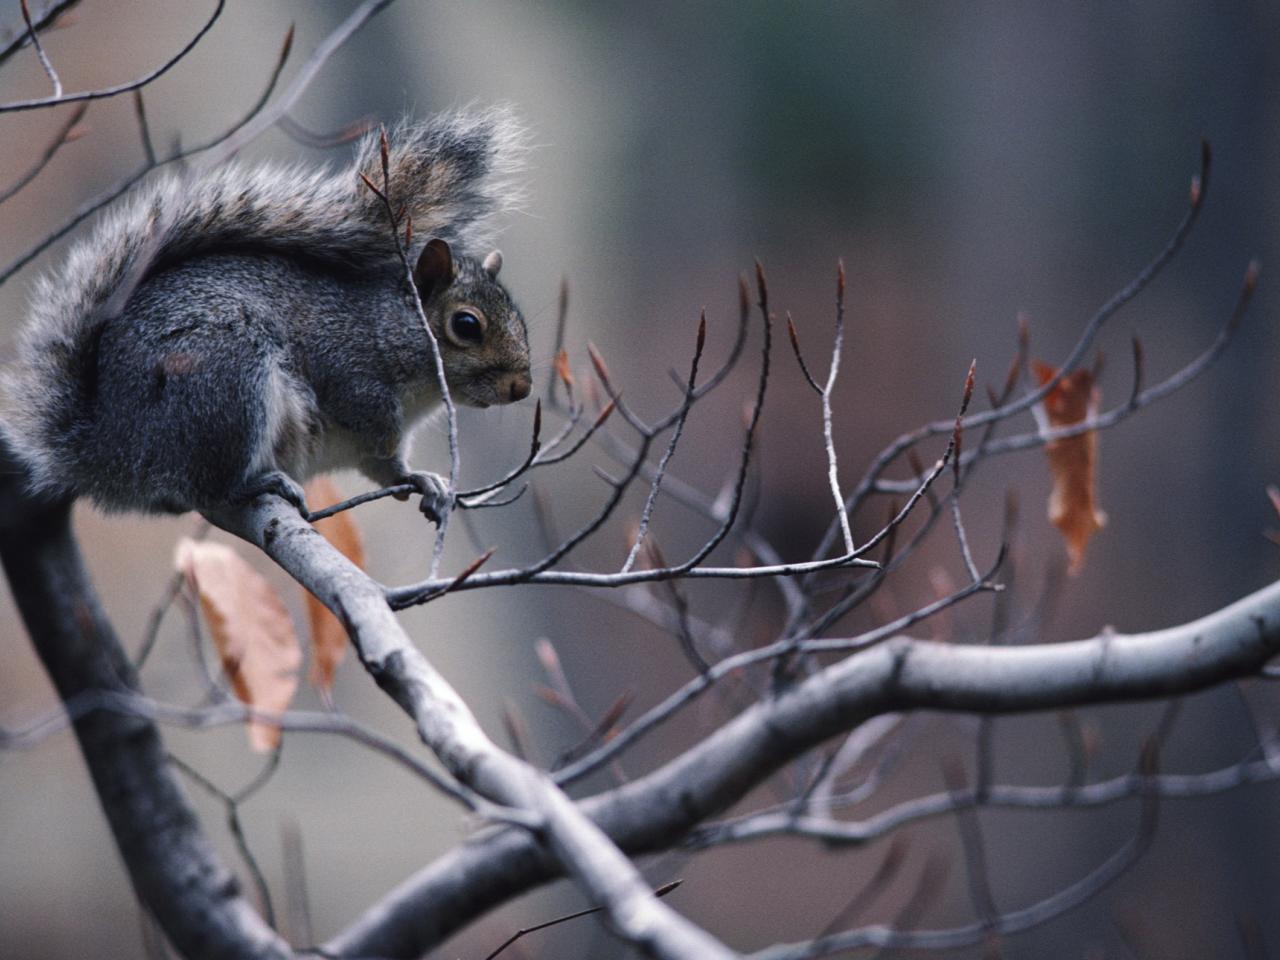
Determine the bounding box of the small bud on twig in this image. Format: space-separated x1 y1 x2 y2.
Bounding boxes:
587 342 613 390
1128 336 1144 407
358 171 385 201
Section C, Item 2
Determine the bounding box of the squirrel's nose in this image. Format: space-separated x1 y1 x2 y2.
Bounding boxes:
500 371 532 403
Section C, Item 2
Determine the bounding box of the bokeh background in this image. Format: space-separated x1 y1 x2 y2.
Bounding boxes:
1 2 1278 957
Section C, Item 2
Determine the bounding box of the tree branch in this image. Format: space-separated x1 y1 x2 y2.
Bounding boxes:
205 495 738 960
0 0 226 113
0 449 290 960
329 577 1280 958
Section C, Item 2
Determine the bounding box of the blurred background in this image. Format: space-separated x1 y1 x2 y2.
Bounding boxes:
0 2 1278 957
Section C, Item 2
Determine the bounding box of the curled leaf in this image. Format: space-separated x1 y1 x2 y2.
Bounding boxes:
1034 361 1106 574
175 538 301 750
303 476 365 691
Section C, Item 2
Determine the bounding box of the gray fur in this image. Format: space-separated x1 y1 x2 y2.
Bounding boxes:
1 108 531 513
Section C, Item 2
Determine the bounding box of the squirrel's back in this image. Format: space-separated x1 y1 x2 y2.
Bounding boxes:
1 107 527 501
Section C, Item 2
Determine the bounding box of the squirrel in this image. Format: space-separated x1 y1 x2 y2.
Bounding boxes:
0 107 532 521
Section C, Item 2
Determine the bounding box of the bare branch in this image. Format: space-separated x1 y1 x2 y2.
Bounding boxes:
873 258 1258 493
208 495 738 960
0 467 290 959
0 0 79 69
276 111 371 149
0 0 227 113
330 575 1280 959
0 14 298 289
815 141 1213 559
622 315 707 573
17 0 63 95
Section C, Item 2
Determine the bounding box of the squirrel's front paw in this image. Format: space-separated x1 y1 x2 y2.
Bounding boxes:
403 471 454 524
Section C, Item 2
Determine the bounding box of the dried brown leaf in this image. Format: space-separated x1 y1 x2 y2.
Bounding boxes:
175 539 300 750
303 476 365 691
1034 361 1106 574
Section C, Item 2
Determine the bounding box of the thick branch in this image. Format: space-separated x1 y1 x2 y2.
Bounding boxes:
330 577 1280 958
0 452 290 960
206 497 737 960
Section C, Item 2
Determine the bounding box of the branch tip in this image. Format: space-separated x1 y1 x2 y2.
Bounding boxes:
280 23 295 61
786 313 821 395
1244 258 1261 293
1189 140 1212 208
654 879 683 898
448 547 497 593
1229 259 1261 331
357 171 384 201
587 342 611 386
593 399 617 428
960 359 977 416
1129 336 1145 405
378 125 390 185
554 349 573 389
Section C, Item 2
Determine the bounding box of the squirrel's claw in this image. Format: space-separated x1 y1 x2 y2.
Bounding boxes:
404 470 454 525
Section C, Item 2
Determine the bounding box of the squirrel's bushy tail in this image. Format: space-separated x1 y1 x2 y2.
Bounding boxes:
1 106 527 499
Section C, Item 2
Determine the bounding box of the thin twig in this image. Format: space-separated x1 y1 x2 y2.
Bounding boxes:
168 751 280 927
0 0 227 113
276 112 371 149
132 89 156 166
872 260 1258 493
0 99 85 205
19 0 63 97
621 315 707 573
0 15 299 289
815 141 1212 559
0 0 80 69
820 262 854 554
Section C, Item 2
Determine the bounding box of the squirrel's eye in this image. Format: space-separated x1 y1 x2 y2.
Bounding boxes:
449 311 484 346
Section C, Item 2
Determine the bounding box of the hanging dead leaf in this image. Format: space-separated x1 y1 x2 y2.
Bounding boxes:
174 538 301 750
1033 361 1106 574
303 476 366 691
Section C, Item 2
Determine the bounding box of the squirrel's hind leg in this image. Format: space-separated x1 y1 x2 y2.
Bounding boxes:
227 469 308 514
88 304 290 514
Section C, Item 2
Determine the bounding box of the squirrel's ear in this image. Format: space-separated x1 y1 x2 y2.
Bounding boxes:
482 249 503 278
414 239 454 298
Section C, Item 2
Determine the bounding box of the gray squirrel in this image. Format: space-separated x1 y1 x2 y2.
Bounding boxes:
1 107 532 520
